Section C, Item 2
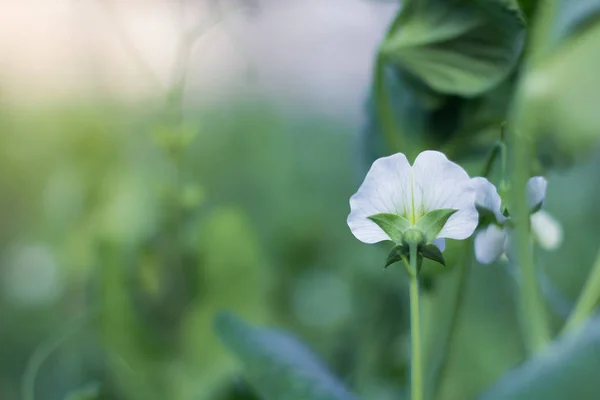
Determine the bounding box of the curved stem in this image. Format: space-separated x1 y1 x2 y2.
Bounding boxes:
22 310 97 400
482 142 501 178
409 244 423 400
564 248 600 333
97 0 163 90
428 238 473 400
428 147 503 398
510 127 551 354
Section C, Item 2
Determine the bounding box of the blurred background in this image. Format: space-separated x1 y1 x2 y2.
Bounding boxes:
1 1 599 400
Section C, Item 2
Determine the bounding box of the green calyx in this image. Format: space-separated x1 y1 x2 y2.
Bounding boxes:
404 228 426 248
414 209 457 243
368 213 411 243
370 209 457 271
369 209 457 269
385 242 446 273
369 208 457 246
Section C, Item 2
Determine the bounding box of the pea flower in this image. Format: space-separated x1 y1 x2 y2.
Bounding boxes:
347 151 478 266
473 176 563 264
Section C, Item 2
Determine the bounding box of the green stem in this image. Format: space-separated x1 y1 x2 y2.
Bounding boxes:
510 127 551 354
481 142 501 179
428 238 473 400
564 248 600 333
428 148 501 398
22 310 97 400
409 244 423 400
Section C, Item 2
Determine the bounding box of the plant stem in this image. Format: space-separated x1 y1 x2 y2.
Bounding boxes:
482 142 501 178
428 147 501 398
428 238 473 400
409 244 423 400
22 310 97 400
509 126 551 354
564 248 600 333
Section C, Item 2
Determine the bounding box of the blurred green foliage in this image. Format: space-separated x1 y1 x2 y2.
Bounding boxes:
3 0 600 399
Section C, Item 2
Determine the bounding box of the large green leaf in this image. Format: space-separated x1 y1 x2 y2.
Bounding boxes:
380 0 525 96
478 316 600 400
214 312 360 400
363 64 515 168
516 0 600 164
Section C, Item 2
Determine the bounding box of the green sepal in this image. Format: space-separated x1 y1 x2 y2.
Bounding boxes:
421 244 446 267
415 209 457 243
530 201 543 214
385 244 409 268
369 213 412 243
384 244 425 273
476 206 499 227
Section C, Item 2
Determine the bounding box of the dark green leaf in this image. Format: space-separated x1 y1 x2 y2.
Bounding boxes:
421 244 446 266
385 244 409 268
517 0 540 21
415 209 457 243
368 213 411 243
478 316 600 400
214 312 360 400
380 0 525 96
363 56 517 169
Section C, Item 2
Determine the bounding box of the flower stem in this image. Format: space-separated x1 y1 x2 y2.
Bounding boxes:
428 238 473 400
428 148 500 398
409 244 423 400
564 248 600 333
510 127 551 353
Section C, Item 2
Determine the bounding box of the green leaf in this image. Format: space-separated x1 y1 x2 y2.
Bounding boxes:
385 244 409 268
364 64 516 166
380 0 525 96
421 244 446 266
214 312 360 400
478 316 600 400
415 209 457 243
368 213 412 243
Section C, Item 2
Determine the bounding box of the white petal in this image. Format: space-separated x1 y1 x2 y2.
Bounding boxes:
347 153 412 243
471 177 505 222
474 225 507 264
526 176 547 210
412 151 478 240
433 238 446 252
531 211 563 250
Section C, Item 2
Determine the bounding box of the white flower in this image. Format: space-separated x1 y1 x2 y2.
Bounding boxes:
473 176 563 265
347 151 478 249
